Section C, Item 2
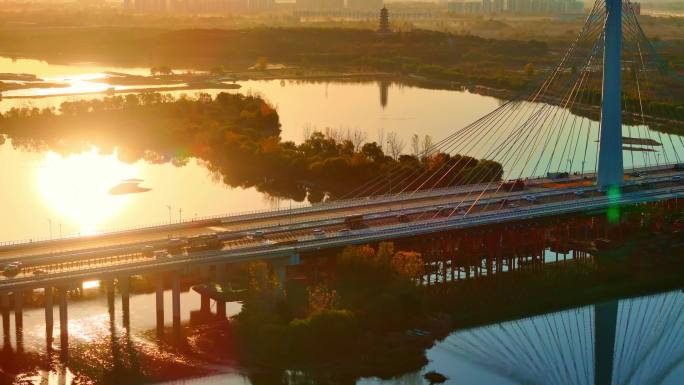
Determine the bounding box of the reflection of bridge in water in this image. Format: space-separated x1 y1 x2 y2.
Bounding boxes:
438 291 684 385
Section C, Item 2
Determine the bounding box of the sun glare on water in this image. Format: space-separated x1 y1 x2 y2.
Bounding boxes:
36 149 138 235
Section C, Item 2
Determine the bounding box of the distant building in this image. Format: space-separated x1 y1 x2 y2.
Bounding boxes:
347 0 383 11
447 0 583 14
131 0 274 13
378 6 391 34
296 0 344 11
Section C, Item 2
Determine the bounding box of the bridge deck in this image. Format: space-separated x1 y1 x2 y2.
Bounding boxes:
0 166 682 292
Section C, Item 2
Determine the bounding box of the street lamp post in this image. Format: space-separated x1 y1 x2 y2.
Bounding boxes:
47 218 52 239
179 208 183 223
165 205 172 224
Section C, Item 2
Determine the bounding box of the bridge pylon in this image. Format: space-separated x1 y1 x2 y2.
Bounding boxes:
597 0 624 187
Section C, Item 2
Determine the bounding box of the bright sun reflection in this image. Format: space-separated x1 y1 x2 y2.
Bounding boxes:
36 149 138 235
82 280 101 290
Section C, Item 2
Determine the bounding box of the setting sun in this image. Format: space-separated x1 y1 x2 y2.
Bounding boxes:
36 149 137 235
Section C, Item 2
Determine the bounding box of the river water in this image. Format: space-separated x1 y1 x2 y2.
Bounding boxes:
0 57 506 243
3 57 684 243
2 57 684 385
2 282 683 385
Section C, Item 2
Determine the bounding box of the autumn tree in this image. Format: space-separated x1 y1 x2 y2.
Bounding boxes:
307 284 339 314
391 251 425 279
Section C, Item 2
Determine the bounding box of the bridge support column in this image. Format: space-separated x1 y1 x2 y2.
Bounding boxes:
119 277 130 329
106 279 115 318
172 273 181 337
14 291 23 352
215 264 226 283
216 297 226 320
272 253 301 296
155 275 164 333
595 300 618 385
597 0 624 187
58 288 68 345
14 291 23 335
0 293 9 345
214 264 227 319
200 293 210 314
45 287 54 342
200 265 211 281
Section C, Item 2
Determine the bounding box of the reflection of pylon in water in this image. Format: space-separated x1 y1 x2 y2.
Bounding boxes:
595 301 618 385
437 291 684 385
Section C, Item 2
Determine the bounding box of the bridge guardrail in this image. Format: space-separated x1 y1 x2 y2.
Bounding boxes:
1 182 598 264
2 184 682 291
2 173 678 264
1 164 676 250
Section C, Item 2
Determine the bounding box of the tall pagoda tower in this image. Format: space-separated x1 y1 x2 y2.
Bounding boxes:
378 6 391 34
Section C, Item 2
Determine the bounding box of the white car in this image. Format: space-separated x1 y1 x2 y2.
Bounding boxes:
154 250 172 260
2 263 21 277
313 229 325 238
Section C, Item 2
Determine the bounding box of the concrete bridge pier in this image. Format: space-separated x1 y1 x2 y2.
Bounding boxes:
215 263 226 283
155 275 164 333
200 265 211 281
14 291 23 337
215 264 227 319
58 288 68 349
172 273 181 337
200 292 211 314
45 287 54 342
272 253 301 296
14 291 24 352
216 298 226 320
105 279 115 318
119 277 130 329
0 293 9 346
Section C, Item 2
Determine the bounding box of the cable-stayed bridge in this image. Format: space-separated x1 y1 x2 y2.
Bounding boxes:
0 0 683 361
